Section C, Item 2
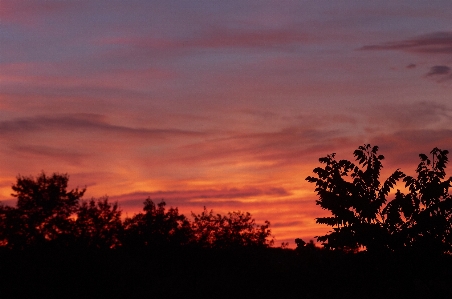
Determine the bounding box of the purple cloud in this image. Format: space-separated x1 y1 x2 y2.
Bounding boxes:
426 65 451 76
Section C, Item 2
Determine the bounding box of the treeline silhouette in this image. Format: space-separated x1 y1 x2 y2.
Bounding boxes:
1 145 452 298
0 172 273 250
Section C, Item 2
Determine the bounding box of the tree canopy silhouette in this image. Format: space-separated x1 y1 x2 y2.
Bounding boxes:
5 172 85 248
306 144 452 254
123 198 193 248
0 173 274 250
384 147 452 253
75 197 123 249
191 207 274 249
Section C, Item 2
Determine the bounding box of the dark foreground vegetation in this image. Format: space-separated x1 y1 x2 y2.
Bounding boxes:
1 145 452 298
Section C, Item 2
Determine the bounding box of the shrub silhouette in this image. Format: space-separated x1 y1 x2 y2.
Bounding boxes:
307 145 452 254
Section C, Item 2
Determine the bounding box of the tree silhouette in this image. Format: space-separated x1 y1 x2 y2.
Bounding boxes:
190 207 218 247
9 172 85 248
306 145 405 251
0 204 23 248
307 145 452 254
123 198 192 248
191 207 274 248
1 173 275 251
75 196 123 249
384 148 452 253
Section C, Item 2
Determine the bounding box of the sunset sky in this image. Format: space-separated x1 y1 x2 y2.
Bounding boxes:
1 0 452 246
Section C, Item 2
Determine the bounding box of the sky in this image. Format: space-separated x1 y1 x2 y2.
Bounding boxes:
1 0 452 247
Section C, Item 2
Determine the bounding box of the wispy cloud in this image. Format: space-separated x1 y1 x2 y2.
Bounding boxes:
366 101 452 129
98 27 313 64
170 126 351 170
360 31 452 54
0 114 204 138
9 145 88 165
114 187 291 206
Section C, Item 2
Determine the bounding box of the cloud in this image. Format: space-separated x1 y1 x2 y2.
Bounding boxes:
113 187 291 206
366 101 452 129
100 26 312 57
8 145 88 165
360 31 452 54
426 65 451 77
360 31 452 81
0 114 204 139
168 125 354 170
111 187 298 227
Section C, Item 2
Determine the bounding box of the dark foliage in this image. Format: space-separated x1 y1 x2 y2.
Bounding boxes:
385 147 452 253
5 172 85 249
75 197 123 249
123 198 193 248
191 207 274 248
306 145 452 254
0 173 274 251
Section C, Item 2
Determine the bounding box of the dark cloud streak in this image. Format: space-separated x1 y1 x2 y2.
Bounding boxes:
360 31 452 54
426 65 451 77
9 144 88 163
0 114 205 138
